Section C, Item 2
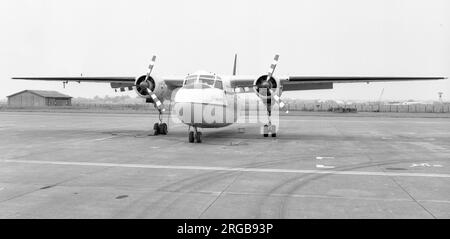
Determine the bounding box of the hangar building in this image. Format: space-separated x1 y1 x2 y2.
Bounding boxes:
7 90 72 107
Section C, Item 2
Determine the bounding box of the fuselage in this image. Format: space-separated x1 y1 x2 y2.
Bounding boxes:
173 71 237 128
173 71 262 128
173 70 274 129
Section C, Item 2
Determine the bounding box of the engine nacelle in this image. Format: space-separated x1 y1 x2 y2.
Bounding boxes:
134 75 169 102
253 75 281 101
135 75 156 98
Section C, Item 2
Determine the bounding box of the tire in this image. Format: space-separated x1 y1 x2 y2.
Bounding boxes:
188 131 195 143
160 123 168 135
195 132 202 143
153 123 160 135
270 125 277 137
263 125 269 137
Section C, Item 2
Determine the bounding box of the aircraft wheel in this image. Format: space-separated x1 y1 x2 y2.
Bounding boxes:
153 123 160 135
160 123 168 135
188 131 195 143
195 132 202 143
271 125 277 137
263 125 269 137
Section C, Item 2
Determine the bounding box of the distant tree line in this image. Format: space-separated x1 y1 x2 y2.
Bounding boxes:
73 95 145 104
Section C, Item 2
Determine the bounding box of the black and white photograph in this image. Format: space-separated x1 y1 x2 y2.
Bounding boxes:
0 0 449 224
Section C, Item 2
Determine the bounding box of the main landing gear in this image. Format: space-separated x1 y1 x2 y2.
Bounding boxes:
153 110 168 135
188 126 202 143
153 122 167 135
262 105 277 138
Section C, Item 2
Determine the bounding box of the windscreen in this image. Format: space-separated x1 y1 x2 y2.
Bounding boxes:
199 75 215 86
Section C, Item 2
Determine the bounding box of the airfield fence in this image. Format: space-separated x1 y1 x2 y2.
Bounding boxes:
282 102 450 113
71 103 154 111
1 102 449 113
0 103 157 113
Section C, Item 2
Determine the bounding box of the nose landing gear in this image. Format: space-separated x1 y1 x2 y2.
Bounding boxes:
188 126 202 143
262 123 277 137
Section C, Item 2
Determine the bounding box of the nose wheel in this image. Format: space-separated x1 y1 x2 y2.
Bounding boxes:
188 126 202 143
262 124 277 137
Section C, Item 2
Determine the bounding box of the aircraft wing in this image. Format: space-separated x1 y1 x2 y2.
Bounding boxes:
230 76 446 92
12 76 185 90
11 76 136 83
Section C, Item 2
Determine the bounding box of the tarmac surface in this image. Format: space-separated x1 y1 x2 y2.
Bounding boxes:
0 111 449 218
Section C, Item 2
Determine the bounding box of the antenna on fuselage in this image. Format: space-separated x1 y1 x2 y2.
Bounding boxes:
232 54 237 76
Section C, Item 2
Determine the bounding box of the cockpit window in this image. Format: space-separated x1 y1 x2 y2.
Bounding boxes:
185 78 196 85
185 75 197 85
197 75 214 87
199 78 215 86
214 80 223 89
184 74 223 90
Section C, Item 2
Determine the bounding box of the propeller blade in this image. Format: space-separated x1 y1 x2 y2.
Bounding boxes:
262 55 287 112
145 55 157 82
265 54 279 82
140 55 164 111
149 91 165 112
270 89 288 113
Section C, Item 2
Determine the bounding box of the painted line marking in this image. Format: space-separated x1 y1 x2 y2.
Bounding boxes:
316 164 335 169
410 163 443 168
68 136 119 145
92 136 117 142
316 156 335 160
1 159 450 178
411 163 432 167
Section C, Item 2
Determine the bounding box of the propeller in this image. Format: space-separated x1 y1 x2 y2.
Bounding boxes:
265 54 279 82
263 54 288 113
140 56 165 112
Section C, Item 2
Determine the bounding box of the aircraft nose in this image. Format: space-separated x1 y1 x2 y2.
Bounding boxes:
174 87 224 105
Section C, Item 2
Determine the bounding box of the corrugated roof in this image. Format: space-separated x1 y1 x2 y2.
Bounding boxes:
7 90 72 98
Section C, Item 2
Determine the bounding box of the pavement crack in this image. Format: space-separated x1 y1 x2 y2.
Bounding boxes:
368 155 438 219
388 176 437 219
198 171 242 219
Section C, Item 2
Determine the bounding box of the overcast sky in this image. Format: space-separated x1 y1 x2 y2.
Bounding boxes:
0 0 449 101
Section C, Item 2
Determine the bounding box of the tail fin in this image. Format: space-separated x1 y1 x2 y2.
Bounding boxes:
232 54 237 76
